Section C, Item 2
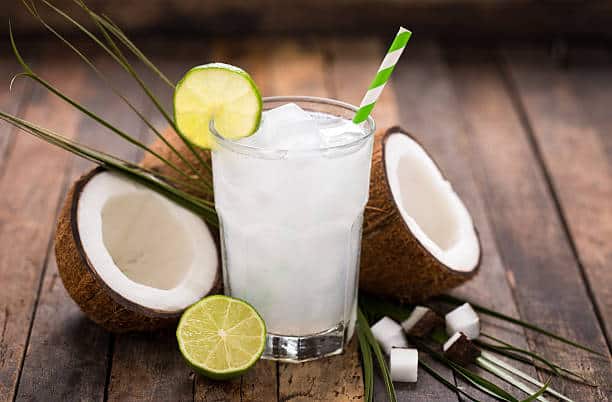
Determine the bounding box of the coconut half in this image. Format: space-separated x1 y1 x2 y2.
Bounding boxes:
360 127 481 302
55 167 220 332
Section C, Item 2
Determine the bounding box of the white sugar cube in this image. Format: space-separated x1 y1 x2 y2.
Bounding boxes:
370 316 408 355
390 348 418 383
445 303 480 339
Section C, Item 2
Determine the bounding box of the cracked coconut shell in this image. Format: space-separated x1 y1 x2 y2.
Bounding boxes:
359 126 481 302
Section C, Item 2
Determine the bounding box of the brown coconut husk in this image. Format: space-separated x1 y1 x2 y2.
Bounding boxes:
140 129 219 242
401 308 445 338
55 167 222 333
359 126 481 303
140 129 213 201
443 332 481 366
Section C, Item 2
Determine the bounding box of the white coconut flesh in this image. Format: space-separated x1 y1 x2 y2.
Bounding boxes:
76 171 218 313
385 133 480 271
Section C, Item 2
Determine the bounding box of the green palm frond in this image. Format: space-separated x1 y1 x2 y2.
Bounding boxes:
0 111 218 225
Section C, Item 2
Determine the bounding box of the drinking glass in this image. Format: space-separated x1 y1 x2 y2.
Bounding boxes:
211 96 375 362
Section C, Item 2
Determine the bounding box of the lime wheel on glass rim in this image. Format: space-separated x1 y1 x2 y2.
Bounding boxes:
176 295 267 380
174 63 262 149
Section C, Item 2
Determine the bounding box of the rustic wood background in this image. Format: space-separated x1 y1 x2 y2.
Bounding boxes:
5 0 612 37
0 35 611 401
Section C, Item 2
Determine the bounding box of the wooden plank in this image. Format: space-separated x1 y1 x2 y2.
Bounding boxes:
446 46 611 400
327 38 460 402
278 341 362 402
260 38 365 402
196 359 277 402
557 47 612 163
14 49 150 402
265 39 328 98
0 42 35 166
239 361 278 401
388 40 540 401
13 256 109 402
0 45 86 402
107 329 195 402
212 38 275 97
189 38 278 402
375 39 534 400
105 44 201 402
106 39 276 402
329 38 459 402
502 44 612 347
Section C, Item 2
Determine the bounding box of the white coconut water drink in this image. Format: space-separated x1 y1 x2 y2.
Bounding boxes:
211 97 375 362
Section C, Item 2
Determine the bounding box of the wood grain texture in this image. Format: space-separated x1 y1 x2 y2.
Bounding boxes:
6 0 612 37
0 45 34 167
326 38 460 402
278 340 362 402
195 360 277 401
194 351 278 401
446 46 611 400
107 330 194 402
1 36 611 402
196 376 240 402
12 50 144 402
391 41 538 401
239 360 278 401
105 45 202 402
261 38 365 402
502 44 612 348
0 45 86 402
192 39 280 402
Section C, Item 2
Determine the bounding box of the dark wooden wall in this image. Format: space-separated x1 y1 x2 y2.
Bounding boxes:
5 0 612 38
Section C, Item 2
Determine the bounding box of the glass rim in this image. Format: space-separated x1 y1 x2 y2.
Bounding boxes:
209 95 376 158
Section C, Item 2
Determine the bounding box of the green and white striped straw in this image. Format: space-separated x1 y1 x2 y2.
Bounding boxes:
353 27 412 124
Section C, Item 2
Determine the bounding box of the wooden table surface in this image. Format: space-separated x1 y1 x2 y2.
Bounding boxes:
0 36 610 402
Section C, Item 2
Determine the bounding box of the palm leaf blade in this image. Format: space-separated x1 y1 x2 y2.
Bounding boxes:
21 2 209 187
358 308 397 402
0 111 218 226
419 360 483 402
357 325 374 402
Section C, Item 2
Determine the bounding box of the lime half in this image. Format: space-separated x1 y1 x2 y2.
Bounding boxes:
177 295 266 380
174 63 262 149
